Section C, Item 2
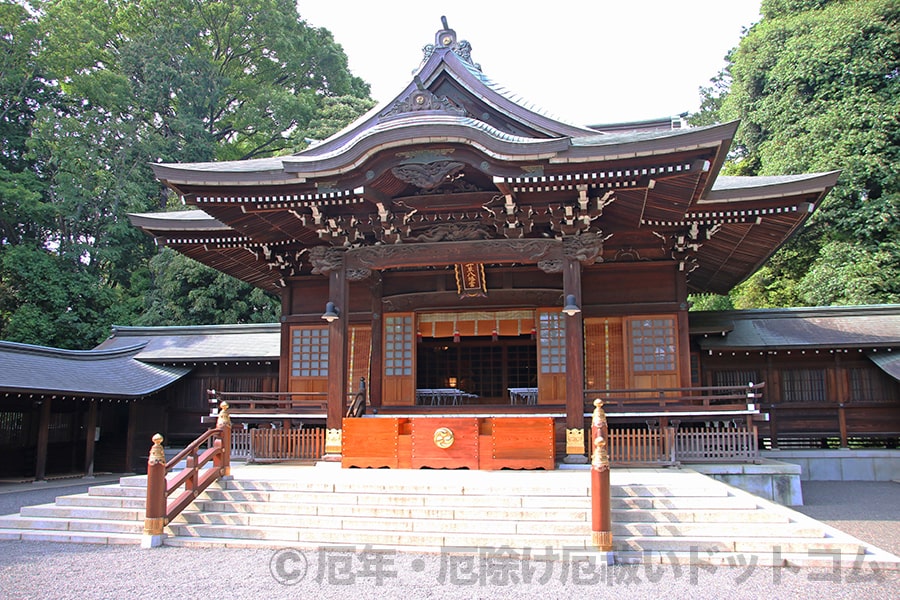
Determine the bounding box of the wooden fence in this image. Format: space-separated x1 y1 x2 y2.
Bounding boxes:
231 428 326 462
595 425 759 465
606 427 675 465
673 426 758 462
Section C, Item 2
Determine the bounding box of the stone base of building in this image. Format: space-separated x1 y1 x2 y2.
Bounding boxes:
761 448 900 482
688 459 803 506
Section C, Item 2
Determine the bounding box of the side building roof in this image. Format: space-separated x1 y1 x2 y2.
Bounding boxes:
0 341 191 399
95 324 281 363
690 305 900 381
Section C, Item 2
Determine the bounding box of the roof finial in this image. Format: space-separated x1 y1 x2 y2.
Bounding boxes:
421 16 481 72
435 15 457 49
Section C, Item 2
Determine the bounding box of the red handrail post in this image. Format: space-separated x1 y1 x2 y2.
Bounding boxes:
142 433 167 548
591 399 613 556
217 401 232 477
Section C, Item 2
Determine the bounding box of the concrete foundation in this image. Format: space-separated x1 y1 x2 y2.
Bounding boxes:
687 460 804 506
761 448 900 482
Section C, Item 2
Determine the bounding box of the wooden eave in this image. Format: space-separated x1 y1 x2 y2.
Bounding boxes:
136 24 839 297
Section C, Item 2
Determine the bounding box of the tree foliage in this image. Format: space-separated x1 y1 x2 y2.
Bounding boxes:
0 0 371 348
694 0 900 308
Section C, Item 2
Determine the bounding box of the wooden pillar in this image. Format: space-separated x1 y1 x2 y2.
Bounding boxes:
125 401 138 473
675 269 692 387
34 397 52 481
142 434 167 548
84 400 98 477
835 354 849 448
591 399 612 552
324 262 349 458
765 355 779 449
369 273 384 408
563 256 587 463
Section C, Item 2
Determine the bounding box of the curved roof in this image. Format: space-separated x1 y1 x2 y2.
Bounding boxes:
135 19 839 297
0 341 190 398
691 305 900 351
96 324 280 362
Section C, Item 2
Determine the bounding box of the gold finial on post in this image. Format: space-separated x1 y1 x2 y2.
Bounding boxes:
148 434 165 466
591 399 610 471
216 401 231 429
592 398 608 429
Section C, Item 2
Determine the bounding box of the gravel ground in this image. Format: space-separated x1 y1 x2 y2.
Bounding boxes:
794 481 900 557
0 478 897 599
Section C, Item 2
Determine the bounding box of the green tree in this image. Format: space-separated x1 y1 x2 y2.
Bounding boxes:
137 248 278 326
1 0 371 347
695 0 900 307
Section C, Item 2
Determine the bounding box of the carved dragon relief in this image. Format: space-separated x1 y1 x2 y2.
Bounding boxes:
306 245 344 275
409 223 493 243
391 161 465 192
348 238 559 270
562 231 610 265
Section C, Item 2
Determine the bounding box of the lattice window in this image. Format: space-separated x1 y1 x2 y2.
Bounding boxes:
850 367 898 403
781 369 826 403
714 370 760 388
291 327 329 377
0 412 28 446
385 315 414 377
585 317 625 390
347 325 372 396
538 311 566 374
629 318 676 372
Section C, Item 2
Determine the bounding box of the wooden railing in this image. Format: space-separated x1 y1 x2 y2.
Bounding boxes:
674 425 758 462
207 378 367 421
585 382 765 413
142 404 231 548
592 424 760 465
207 390 327 417
220 379 365 462
231 427 326 461
607 427 675 465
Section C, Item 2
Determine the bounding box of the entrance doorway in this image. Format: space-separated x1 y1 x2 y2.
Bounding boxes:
416 337 537 404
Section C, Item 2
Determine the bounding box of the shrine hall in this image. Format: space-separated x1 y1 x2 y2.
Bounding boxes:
130 19 841 469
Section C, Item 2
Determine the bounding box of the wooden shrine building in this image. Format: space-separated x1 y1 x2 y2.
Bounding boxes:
131 20 842 468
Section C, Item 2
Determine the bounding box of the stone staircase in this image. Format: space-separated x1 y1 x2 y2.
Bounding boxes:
0 465 897 568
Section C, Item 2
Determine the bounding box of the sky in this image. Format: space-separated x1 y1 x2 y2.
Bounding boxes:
296 1 762 126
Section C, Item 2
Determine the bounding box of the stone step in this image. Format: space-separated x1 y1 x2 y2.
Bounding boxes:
174 509 585 535
55 493 146 510
217 479 726 500
615 535 867 555
164 522 592 550
4 466 896 570
613 485 731 498
612 508 790 524
0 514 143 535
87 484 147 499
20 503 142 522
200 488 590 509
202 489 744 510
611 496 759 510
613 521 826 539
0 527 143 545
192 498 589 522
